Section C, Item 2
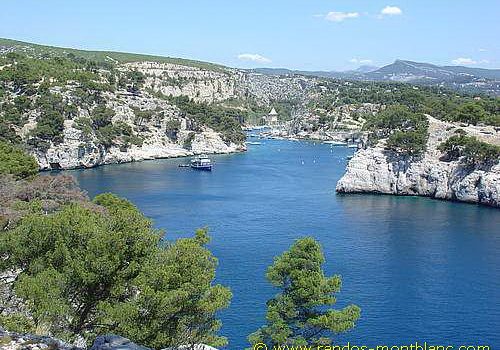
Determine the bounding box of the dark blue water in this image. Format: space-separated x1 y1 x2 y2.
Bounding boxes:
67 139 500 349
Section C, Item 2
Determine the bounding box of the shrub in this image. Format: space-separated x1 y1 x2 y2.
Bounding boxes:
386 130 428 156
0 141 39 179
364 105 429 155
438 135 500 166
91 104 115 129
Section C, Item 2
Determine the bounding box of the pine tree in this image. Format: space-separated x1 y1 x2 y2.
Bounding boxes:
248 237 360 348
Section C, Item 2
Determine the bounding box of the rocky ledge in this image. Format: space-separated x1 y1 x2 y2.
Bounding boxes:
336 116 500 207
0 329 217 350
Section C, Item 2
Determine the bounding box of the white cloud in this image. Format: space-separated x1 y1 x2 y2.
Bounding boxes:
451 57 477 65
478 48 487 52
350 58 373 65
325 11 360 22
237 53 272 64
380 6 402 16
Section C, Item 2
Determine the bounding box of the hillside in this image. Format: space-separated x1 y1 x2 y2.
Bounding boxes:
0 37 227 72
0 38 318 169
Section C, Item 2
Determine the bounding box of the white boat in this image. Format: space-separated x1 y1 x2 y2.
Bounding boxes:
347 144 359 149
190 156 212 171
324 140 347 146
245 141 262 145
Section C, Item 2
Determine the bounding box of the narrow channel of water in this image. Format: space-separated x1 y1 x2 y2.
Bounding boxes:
67 138 500 349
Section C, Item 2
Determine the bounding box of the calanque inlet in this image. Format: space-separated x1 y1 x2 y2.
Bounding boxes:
0 31 499 350
0 38 498 207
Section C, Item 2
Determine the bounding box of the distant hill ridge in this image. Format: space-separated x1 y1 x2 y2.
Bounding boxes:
0 37 227 71
1 37 500 95
366 59 500 81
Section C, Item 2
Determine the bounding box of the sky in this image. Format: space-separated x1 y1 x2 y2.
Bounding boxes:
1 1 499 71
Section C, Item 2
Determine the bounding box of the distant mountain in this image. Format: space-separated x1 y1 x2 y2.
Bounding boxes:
252 60 500 95
254 60 500 82
365 59 500 82
250 67 374 79
353 65 380 73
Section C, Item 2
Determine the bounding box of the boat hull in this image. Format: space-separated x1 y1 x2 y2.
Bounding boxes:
191 165 212 171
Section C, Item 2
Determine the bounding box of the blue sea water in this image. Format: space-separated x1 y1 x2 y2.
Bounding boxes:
66 139 500 349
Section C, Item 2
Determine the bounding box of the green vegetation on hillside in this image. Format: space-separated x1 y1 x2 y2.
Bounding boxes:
248 237 360 348
0 45 246 153
0 52 107 93
1 175 231 350
0 37 228 72
313 80 500 127
438 134 500 167
0 141 38 179
27 92 78 150
364 105 429 155
165 95 246 144
0 144 231 349
74 104 144 148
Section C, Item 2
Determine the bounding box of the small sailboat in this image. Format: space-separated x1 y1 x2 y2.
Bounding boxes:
190 156 212 171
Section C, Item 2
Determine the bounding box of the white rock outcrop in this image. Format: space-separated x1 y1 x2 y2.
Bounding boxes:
32 90 246 170
336 116 500 207
35 128 244 170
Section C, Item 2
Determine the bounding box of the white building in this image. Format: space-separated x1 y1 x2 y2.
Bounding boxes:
264 108 279 125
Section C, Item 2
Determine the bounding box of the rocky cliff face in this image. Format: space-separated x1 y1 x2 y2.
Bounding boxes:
127 62 242 103
3 53 321 170
28 90 245 170
336 116 500 207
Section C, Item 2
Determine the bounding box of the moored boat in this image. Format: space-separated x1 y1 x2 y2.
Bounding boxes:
324 140 347 146
190 156 213 171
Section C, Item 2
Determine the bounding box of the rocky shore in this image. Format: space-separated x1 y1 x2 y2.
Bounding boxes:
34 126 245 170
0 329 217 350
336 116 500 207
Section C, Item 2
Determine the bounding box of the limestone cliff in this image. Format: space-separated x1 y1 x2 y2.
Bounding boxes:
2 51 318 170
336 116 500 207
27 90 245 170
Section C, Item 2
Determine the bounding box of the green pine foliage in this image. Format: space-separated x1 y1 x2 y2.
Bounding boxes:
0 141 38 179
74 105 143 148
313 81 499 127
438 135 500 167
166 95 246 144
248 237 360 348
0 191 231 348
364 105 429 156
